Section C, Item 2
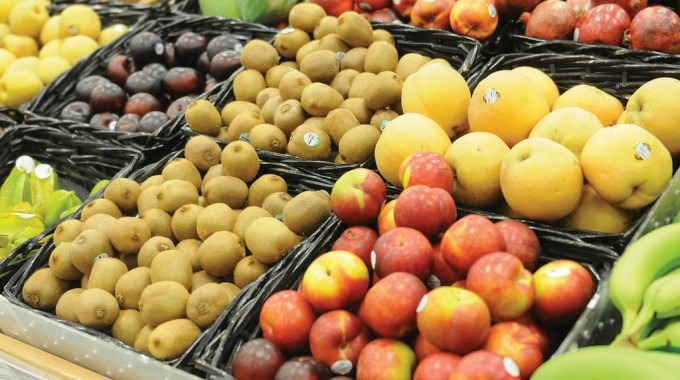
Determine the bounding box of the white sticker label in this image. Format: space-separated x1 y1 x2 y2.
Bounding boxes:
337 51 345 61
304 132 320 147
394 0 401 4
573 28 580 41
547 266 571 278
416 294 428 313
239 132 250 142
154 42 164 56
108 120 117 131
503 357 521 378
483 88 501 104
358 2 372 10
426 274 441 290
370 250 377 270
16 155 35 173
488 4 497 18
34 164 53 179
93 253 109 265
234 43 244 53
68 26 78 36
280 26 294 34
634 142 651 160
380 119 390 131
330 359 353 375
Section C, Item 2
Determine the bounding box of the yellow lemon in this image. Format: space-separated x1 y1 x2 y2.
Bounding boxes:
35 55 70 84
0 23 10 40
0 47 15 77
98 23 128 46
57 4 101 40
552 84 624 126
39 15 59 45
0 68 43 106
0 0 21 23
1 33 37 57
8 0 48 39
58 35 98 65
38 38 61 58
4 55 38 73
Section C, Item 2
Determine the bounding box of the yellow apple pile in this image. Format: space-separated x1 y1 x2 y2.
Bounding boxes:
376 63 677 235
0 0 130 107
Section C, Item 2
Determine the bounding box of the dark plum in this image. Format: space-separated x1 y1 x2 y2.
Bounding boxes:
124 92 162 116
163 42 176 67
165 95 194 119
274 356 332 380
142 62 168 80
206 34 243 60
162 67 203 98
210 50 241 81
106 54 134 87
115 113 141 132
75 75 110 101
128 31 165 67
232 338 286 380
90 112 119 130
196 51 211 73
60 101 91 123
174 32 208 66
90 82 127 113
125 71 162 96
139 110 169 133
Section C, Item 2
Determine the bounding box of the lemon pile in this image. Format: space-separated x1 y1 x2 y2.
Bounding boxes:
0 0 129 107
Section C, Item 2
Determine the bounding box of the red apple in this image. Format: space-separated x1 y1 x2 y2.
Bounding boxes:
450 0 499 40
309 310 372 375
393 185 457 240
465 252 535 321
511 314 553 357
232 338 285 380
440 214 507 274
532 260 594 326
377 199 397 235
356 338 417 380
411 0 455 30
331 225 380 270
416 286 491 355
259 290 318 354
331 168 387 226
414 352 461 380
399 151 455 193
354 0 392 11
484 322 544 379
372 227 433 280
370 7 403 22
431 242 463 286
299 250 370 313
495 219 540 272
358 272 429 339
308 0 354 16
274 356 332 379
451 350 521 380
393 0 418 18
414 333 443 361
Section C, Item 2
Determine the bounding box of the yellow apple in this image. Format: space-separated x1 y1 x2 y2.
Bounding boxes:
529 107 603 158
559 184 637 234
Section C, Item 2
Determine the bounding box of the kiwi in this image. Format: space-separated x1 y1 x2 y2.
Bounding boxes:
304 116 326 130
171 203 204 241
261 192 293 218
220 282 241 300
81 274 88 289
265 65 294 88
185 99 222 136
245 217 300 264
341 47 367 72
102 178 140 215
318 33 351 53
112 309 144 347
295 39 321 64
280 61 298 69
330 69 359 99
87 257 129 294
247 174 288 207
299 50 340 84
148 318 202 360
156 179 199 214
149 249 193 290
70 229 114 274
370 108 400 130
255 88 281 110
48 242 82 280
221 141 260 183
53 219 83 244
76 288 120 329
261 95 284 124
81 213 113 235
313 15 338 40
287 124 332 160
137 184 161 215
162 158 202 192
233 256 269 288
337 11 373 48
191 270 220 292
300 82 344 117
340 97 374 124
134 325 155 354
226 111 266 143
186 282 232 328
240 39 279 74
114 266 151 309
140 208 174 240
116 251 139 271
364 40 398 73
232 206 271 242
278 70 312 101
396 53 432 81
196 203 237 241
273 99 307 137
140 175 163 192
324 108 360 146
55 288 84 323
233 69 267 103
372 29 395 45
138 280 190 327
184 135 222 172
176 239 202 272
220 101 260 126
283 190 332 236
21 267 71 310
288 2 326 34
107 216 152 255
274 27 311 59
363 70 403 110
81 198 122 221
203 175 248 209
198 230 245 277
338 124 382 164
248 123 288 153
347 72 376 99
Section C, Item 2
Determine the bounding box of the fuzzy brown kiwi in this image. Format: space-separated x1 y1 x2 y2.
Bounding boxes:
280 61 298 69
313 15 338 40
221 141 260 183
274 27 311 59
137 185 161 216
186 282 232 328
304 116 326 130
288 2 326 33
176 239 202 272
196 203 237 241
233 69 266 103
184 135 222 172
245 217 300 264
220 101 260 126
22 268 70 310
273 99 307 137
261 192 293 218
341 47 367 72
330 69 359 98
184 99 222 136
140 175 163 192
215 127 229 142
149 249 193 290
370 108 400 130
53 219 83 244
162 158 202 192
337 11 373 48
114 266 151 309
318 33 351 53
248 123 288 153
300 82 344 117
156 179 199 214
347 72 376 99
340 97 374 124
255 87 281 109
299 50 340 84
48 241 82 280
138 280 190 327
137 236 175 267
81 198 122 221
247 174 288 208
200 164 222 194
278 70 312 101
265 65 295 88
87 257 129 294
103 178 140 215
226 111 266 143
396 52 432 81
364 40 398 73
338 124 381 164
372 29 395 45
233 256 269 288
203 175 248 209
81 274 88 289
198 230 245 278
220 282 241 301
232 206 271 243
116 251 138 270
140 208 174 240
170 204 204 241
69 229 114 275
76 288 120 329
112 309 144 347
286 124 332 160
191 270 221 292
261 95 284 124
107 216 151 255
134 325 155 353
148 318 201 361
239 39 279 74
282 190 332 236
324 108 360 146
55 288 84 323
363 70 403 110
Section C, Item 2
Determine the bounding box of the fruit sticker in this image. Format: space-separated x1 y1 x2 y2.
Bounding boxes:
425 274 441 290
573 28 580 41
16 156 35 173
34 164 53 179
239 132 250 142
634 142 651 160
92 252 109 265
304 132 321 147
330 359 353 375
483 88 501 104
154 41 164 56
488 3 497 17
503 357 521 378
416 294 428 313
280 26 294 34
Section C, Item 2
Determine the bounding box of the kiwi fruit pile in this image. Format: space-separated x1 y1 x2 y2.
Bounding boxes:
184 4 441 165
20 134 332 361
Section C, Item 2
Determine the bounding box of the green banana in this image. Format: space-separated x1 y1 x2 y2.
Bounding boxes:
609 223 680 341
29 163 59 210
0 155 36 213
637 318 680 351
624 267 680 342
43 189 82 227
